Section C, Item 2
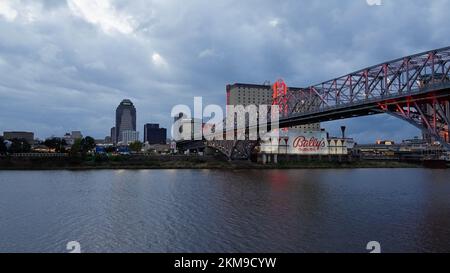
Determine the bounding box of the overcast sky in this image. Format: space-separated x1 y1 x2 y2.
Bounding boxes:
1 0 450 142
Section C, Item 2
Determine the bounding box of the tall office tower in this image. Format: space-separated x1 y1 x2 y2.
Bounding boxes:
226 83 321 132
110 127 116 144
116 99 137 143
144 124 167 145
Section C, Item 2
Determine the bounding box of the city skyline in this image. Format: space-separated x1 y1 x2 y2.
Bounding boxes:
1 1 450 258
1 1 450 141
1 98 169 145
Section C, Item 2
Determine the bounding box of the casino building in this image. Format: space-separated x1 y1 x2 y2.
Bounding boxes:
226 82 321 132
226 80 354 163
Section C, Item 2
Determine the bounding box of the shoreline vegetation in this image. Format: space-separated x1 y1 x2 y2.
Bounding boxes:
0 154 436 170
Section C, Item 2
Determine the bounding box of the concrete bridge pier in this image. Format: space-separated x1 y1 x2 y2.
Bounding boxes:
262 153 278 165
204 147 215 156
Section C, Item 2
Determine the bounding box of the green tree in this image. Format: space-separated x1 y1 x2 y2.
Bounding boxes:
81 136 96 153
0 137 7 154
129 141 143 152
70 136 96 157
9 138 31 154
105 146 116 153
70 138 83 156
44 137 67 153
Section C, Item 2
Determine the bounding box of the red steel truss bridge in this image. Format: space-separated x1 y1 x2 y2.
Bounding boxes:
182 46 450 159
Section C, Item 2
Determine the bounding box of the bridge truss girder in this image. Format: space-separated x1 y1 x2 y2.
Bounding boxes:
272 46 450 119
377 99 450 149
181 47 450 160
207 140 259 161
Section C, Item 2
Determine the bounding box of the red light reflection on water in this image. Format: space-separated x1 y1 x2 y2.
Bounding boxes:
267 170 290 190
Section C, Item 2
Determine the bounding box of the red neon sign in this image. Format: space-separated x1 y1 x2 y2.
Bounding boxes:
272 78 289 116
292 136 326 151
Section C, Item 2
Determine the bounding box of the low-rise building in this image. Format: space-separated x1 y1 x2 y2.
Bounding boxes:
3 131 34 144
71 131 83 139
31 145 52 153
260 129 353 156
63 131 83 145
120 130 139 145
104 136 112 144
142 143 171 154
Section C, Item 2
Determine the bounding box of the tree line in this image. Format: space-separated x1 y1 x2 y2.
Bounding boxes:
0 137 31 154
0 136 96 156
1 136 146 156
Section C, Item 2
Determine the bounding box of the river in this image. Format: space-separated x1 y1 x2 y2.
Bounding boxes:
0 169 449 253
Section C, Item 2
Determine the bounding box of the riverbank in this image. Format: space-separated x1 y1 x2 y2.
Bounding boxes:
0 155 429 170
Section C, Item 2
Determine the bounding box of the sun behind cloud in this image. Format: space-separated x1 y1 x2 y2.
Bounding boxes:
67 0 136 35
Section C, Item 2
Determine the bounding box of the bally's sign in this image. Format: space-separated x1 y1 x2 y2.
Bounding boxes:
287 132 329 155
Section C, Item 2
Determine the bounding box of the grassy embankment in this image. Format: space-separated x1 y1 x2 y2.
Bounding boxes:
0 154 425 170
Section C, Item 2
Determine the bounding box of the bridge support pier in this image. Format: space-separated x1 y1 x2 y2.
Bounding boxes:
204 147 215 156
261 153 278 164
262 154 267 165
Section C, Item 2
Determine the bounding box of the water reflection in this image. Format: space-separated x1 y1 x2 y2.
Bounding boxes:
0 169 449 253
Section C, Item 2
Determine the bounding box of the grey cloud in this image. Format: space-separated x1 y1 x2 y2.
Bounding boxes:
0 0 449 142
